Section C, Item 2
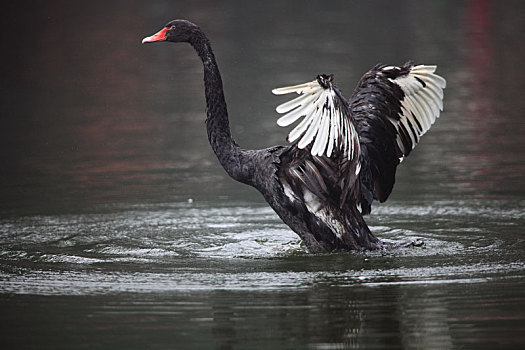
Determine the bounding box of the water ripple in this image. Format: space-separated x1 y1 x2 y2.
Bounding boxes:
1 261 523 296
1 200 524 296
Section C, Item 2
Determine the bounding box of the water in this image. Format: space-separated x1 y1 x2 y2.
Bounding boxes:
1 0 525 349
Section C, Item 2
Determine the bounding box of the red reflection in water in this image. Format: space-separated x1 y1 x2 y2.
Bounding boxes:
6 2 174 208
465 0 493 114
458 0 525 196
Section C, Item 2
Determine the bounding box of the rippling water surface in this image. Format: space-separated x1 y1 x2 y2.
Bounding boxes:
1 1 525 349
2 198 524 349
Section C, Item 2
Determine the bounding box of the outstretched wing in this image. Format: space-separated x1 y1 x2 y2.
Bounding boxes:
350 62 446 211
273 75 361 208
272 74 359 162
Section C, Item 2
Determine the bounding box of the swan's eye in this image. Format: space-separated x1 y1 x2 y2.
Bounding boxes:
169 25 176 31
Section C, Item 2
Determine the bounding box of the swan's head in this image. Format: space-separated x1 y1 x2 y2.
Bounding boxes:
142 19 200 44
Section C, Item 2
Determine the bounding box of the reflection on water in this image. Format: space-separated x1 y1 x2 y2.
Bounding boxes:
1 199 524 348
1 0 525 349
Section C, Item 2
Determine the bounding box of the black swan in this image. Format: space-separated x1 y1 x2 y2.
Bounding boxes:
142 20 446 252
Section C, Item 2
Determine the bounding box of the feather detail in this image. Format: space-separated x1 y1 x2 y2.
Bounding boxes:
384 64 446 157
349 62 446 207
273 75 360 162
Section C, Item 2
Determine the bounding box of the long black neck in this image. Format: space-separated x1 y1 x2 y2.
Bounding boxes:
189 31 251 183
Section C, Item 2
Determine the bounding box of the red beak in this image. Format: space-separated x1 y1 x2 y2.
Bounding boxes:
142 27 170 44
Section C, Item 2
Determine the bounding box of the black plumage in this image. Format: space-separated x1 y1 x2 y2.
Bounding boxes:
142 20 446 252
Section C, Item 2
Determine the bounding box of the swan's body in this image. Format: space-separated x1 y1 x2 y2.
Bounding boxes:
142 20 446 252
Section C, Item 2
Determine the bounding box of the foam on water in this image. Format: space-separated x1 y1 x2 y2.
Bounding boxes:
1 199 523 296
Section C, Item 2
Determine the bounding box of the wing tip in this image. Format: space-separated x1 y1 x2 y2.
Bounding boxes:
272 87 290 95
272 81 318 95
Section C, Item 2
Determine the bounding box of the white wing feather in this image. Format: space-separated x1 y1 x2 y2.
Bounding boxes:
272 79 359 161
384 64 446 157
272 65 445 164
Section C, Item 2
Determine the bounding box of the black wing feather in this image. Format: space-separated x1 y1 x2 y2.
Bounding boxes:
350 62 446 213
